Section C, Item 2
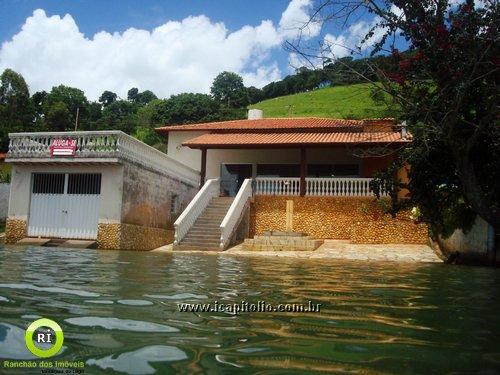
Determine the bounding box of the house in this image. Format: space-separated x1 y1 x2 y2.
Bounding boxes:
3 110 426 251
155 110 426 250
4 131 199 250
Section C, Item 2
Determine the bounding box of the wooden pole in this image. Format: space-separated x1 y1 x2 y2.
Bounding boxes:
286 200 293 232
74 107 80 131
300 147 307 196
200 148 207 189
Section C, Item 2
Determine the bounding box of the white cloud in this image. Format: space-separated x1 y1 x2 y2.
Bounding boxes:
319 5 400 61
279 0 321 39
0 3 318 100
323 34 350 58
241 63 281 87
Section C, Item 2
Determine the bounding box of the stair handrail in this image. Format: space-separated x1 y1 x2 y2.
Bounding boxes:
219 178 253 249
174 178 220 245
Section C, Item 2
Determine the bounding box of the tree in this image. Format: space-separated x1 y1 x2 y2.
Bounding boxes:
301 0 499 263
247 86 264 104
137 90 157 105
99 90 117 107
46 101 72 132
127 87 157 105
44 85 89 131
127 87 139 102
96 100 138 134
0 69 34 150
31 91 48 131
146 93 221 125
210 71 248 108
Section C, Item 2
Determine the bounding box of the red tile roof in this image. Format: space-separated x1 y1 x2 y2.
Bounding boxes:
156 118 363 133
182 132 409 148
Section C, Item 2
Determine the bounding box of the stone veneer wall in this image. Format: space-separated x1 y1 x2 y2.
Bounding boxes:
97 223 174 251
250 196 428 244
5 218 27 244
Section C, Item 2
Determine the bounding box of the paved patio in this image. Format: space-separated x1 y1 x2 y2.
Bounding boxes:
155 240 442 263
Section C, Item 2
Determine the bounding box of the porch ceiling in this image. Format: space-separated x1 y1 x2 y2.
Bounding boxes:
182 132 410 149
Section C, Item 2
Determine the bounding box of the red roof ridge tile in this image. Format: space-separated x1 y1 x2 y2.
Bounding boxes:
155 117 363 133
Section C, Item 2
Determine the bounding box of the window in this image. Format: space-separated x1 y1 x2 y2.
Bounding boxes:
256 164 300 177
67 174 101 194
308 164 359 177
170 194 180 215
334 164 359 176
32 173 65 194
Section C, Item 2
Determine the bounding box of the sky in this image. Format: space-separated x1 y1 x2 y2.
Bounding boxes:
0 0 394 100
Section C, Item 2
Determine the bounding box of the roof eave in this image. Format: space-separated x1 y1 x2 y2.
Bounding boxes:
182 140 411 149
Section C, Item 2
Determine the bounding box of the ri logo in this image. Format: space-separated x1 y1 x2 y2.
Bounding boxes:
25 318 64 358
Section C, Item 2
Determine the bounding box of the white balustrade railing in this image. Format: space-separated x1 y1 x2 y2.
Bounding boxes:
220 178 252 249
306 177 384 196
174 178 220 244
254 177 301 196
254 177 386 197
7 131 199 186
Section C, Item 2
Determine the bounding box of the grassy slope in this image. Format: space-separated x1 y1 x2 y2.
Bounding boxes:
249 83 394 119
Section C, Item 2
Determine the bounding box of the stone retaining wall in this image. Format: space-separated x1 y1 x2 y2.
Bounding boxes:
249 196 427 244
97 223 174 251
5 218 27 244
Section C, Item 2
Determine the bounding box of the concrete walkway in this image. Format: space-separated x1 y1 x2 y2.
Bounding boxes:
155 240 442 263
224 240 442 263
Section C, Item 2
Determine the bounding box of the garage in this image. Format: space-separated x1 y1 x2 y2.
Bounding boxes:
28 173 102 239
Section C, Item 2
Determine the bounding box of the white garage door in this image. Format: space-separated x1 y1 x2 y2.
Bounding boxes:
28 173 101 239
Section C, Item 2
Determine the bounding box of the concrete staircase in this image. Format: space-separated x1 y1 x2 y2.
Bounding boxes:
175 197 234 250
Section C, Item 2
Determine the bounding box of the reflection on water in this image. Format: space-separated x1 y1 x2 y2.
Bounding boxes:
0 245 499 374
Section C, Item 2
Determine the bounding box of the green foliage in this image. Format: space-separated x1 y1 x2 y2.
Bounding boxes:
127 87 157 105
43 85 89 131
132 126 166 152
46 101 72 131
211 71 248 108
97 100 138 133
246 86 264 105
127 88 139 101
369 159 410 218
0 169 11 183
404 135 477 238
99 91 117 107
138 90 157 104
249 83 395 119
155 93 221 125
0 69 35 149
363 1 499 241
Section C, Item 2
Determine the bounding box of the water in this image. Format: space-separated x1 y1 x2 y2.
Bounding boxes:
0 245 499 374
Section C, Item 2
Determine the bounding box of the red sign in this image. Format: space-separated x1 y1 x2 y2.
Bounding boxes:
50 138 77 157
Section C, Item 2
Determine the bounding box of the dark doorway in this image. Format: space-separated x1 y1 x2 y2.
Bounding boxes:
220 164 253 196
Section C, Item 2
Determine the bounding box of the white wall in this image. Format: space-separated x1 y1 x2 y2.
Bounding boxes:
167 131 206 171
440 216 493 254
8 163 124 223
167 131 361 180
0 183 9 221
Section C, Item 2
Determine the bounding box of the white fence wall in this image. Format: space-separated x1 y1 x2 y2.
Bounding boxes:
0 183 9 221
439 216 493 255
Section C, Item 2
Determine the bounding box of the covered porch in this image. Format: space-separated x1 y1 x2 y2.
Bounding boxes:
191 146 394 197
182 130 404 197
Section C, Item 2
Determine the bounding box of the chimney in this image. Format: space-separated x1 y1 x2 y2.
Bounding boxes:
248 109 263 120
401 121 408 139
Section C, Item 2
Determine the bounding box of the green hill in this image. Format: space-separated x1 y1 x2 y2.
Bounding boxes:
249 83 395 119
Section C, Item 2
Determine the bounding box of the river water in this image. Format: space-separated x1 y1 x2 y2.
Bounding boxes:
0 245 499 374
